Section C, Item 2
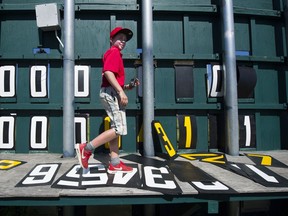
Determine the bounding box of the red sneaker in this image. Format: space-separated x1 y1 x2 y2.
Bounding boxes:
107 161 133 174
75 143 92 169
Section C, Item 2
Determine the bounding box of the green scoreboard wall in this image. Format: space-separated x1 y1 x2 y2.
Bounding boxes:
0 0 287 154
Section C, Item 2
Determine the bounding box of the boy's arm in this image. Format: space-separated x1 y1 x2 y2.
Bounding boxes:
104 71 128 106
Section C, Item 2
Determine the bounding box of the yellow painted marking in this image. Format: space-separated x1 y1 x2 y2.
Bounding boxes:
184 116 192 148
0 160 22 170
247 153 272 166
154 122 176 157
202 154 226 164
180 153 219 161
137 124 143 143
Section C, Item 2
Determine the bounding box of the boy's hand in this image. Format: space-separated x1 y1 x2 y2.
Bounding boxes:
125 78 140 90
118 90 128 106
132 78 140 87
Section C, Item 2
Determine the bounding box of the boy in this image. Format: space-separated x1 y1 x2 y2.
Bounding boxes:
75 27 139 173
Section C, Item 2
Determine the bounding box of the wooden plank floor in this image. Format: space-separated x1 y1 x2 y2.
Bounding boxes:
1 150 288 206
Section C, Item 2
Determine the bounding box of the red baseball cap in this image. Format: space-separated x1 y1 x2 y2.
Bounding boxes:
110 27 133 41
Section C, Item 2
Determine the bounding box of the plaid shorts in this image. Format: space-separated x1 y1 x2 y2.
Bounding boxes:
99 86 127 135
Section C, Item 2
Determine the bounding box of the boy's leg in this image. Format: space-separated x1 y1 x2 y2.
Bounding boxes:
90 128 119 148
107 136 133 174
76 128 118 169
109 137 120 159
109 137 121 166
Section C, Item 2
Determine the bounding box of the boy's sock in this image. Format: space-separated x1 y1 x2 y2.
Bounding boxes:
111 157 120 166
84 142 95 152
